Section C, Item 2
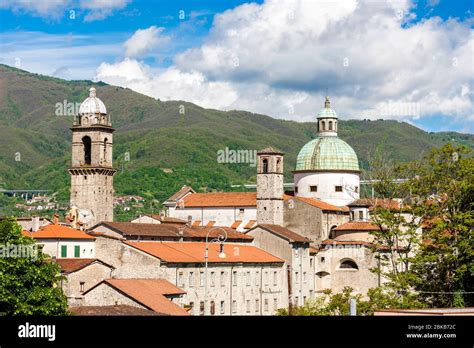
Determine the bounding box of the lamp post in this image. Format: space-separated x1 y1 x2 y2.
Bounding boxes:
204 227 227 315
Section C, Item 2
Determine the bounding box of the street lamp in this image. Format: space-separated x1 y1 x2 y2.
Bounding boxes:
204 227 228 315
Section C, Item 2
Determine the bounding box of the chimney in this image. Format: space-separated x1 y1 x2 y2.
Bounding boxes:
32 216 40 232
53 213 59 225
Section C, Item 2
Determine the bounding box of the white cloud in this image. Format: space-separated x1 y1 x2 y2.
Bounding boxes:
0 0 130 21
124 26 170 57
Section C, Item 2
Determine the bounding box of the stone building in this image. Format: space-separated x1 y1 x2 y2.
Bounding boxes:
69 87 116 228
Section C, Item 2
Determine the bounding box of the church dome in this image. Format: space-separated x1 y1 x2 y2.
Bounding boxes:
79 87 107 115
295 137 359 172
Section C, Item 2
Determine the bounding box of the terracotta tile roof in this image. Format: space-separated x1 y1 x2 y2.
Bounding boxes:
309 246 325 254
205 221 216 227
144 215 187 224
183 192 257 207
368 198 404 211
321 239 372 246
333 221 381 231
125 241 283 264
85 279 188 316
165 185 195 203
255 224 311 243
243 220 257 229
285 196 348 212
90 222 252 242
231 220 242 229
192 220 202 227
22 224 95 240
348 199 372 207
70 305 160 316
55 258 113 274
257 147 284 155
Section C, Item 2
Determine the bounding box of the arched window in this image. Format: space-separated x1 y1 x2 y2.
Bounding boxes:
276 158 281 172
321 120 325 131
329 225 338 239
82 136 91 165
262 158 268 173
328 121 333 130
103 138 108 162
340 259 359 270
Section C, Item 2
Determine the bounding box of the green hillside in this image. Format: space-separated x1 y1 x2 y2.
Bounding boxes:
0 63 472 204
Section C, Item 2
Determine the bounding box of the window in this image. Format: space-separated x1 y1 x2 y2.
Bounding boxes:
295 272 299 284
255 299 259 313
303 296 307 304
210 301 215 315
294 186 298 193
210 271 215 286
310 185 318 192
74 245 80 258
264 299 269 312
232 271 238 286
276 158 281 172
310 258 313 268
178 272 184 287
262 158 268 173
359 211 364 220
239 208 245 214
328 120 333 130
199 301 205 315
246 271 251 286
103 138 108 162
232 300 237 313
355 186 359 193
189 272 194 287
200 272 205 287
321 120 325 131
321 257 325 263
82 136 91 165
264 271 268 286
340 260 359 270
273 271 277 286
80 282 85 293
273 298 278 311
335 186 343 192
246 300 251 313
61 245 67 257
303 272 307 283
220 271 225 287
220 301 225 314
255 271 260 286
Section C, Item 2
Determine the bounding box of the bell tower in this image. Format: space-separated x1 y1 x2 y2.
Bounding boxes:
256 147 284 225
69 87 116 227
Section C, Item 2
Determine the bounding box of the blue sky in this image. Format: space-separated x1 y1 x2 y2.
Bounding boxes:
0 0 472 133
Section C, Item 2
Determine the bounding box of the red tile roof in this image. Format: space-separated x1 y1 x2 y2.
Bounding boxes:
243 220 257 229
165 185 195 203
22 224 95 240
183 192 257 207
285 196 348 212
90 222 252 242
231 221 242 229
143 215 187 224
333 221 381 232
254 224 311 243
86 279 188 316
125 241 283 264
55 258 113 274
70 305 160 316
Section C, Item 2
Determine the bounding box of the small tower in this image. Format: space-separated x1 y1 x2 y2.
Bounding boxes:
69 87 116 228
256 147 284 225
317 96 338 137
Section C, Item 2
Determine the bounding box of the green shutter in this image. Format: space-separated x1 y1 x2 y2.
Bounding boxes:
61 245 67 257
74 245 80 258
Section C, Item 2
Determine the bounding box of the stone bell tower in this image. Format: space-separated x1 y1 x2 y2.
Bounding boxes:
256 147 284 225
69 87 116 227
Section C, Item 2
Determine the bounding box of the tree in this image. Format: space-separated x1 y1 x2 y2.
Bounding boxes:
0 218 69 315
407 144 474 307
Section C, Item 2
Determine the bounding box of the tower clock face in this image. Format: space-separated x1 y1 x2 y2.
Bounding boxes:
78 209 93 224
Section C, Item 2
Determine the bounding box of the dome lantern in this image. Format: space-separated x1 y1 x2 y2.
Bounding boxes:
317 96 338 136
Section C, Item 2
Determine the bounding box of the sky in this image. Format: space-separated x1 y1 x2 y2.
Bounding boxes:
0 0 472 133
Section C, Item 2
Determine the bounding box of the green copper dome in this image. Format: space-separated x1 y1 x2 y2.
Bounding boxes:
317 107 338 118
295 137 360 172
